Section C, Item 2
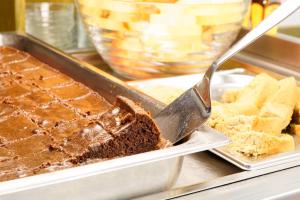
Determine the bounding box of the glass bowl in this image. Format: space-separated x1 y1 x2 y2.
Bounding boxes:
76 0 250 79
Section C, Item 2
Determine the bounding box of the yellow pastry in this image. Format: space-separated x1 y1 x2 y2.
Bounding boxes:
253 77 297 135
209 74 297 157
229 131 294 157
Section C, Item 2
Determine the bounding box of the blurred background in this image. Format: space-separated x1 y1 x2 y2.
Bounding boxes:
0 0 93 50
0 0 299 79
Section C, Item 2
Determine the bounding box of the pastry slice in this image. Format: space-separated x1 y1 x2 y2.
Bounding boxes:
219 73 278 116
253 77 297 135
229 131 295 157
233 73 278 108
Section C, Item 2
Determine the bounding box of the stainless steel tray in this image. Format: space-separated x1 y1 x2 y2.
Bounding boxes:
210 74 300 170
129 72 300 170
78 32 300 200
0 32 228 200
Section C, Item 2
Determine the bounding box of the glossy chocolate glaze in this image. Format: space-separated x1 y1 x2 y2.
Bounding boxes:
0 46 162 182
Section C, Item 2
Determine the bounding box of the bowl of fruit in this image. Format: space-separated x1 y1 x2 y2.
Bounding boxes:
76 0 250 79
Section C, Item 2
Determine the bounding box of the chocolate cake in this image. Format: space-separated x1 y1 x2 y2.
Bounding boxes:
0 46 165 182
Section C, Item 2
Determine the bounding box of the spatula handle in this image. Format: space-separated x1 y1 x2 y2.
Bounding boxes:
211 0 300 77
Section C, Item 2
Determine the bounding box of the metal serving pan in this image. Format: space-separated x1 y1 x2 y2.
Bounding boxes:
0 32 228 200
75 32 300 200
210 74 300 170
128 71 300 170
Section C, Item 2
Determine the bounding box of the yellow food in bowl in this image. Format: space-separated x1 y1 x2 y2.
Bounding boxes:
77 0 249 78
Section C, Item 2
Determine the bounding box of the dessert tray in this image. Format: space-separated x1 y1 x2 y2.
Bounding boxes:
129 70 300 170
70 31 300 200
0 32 229 200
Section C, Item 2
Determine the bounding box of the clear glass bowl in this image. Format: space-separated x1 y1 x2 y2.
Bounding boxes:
26 2 77 50
76 0 250 79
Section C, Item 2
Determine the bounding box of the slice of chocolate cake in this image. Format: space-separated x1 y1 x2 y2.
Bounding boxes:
63 96 162 163
0 46 166 182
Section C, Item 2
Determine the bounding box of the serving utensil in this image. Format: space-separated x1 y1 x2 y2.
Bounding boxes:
154 0 300 144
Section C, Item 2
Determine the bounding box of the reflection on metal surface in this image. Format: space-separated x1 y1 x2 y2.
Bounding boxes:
70 29 300 199
137 158 300 200
129 72 300 170
0 32 228 200
68 29 300 199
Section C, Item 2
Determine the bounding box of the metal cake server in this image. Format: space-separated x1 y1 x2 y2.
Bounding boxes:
154 0 300 144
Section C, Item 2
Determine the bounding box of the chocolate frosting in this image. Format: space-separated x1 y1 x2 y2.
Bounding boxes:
0 46 163 182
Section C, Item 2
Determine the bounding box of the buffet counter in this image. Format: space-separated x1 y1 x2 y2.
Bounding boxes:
71 32 300 200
